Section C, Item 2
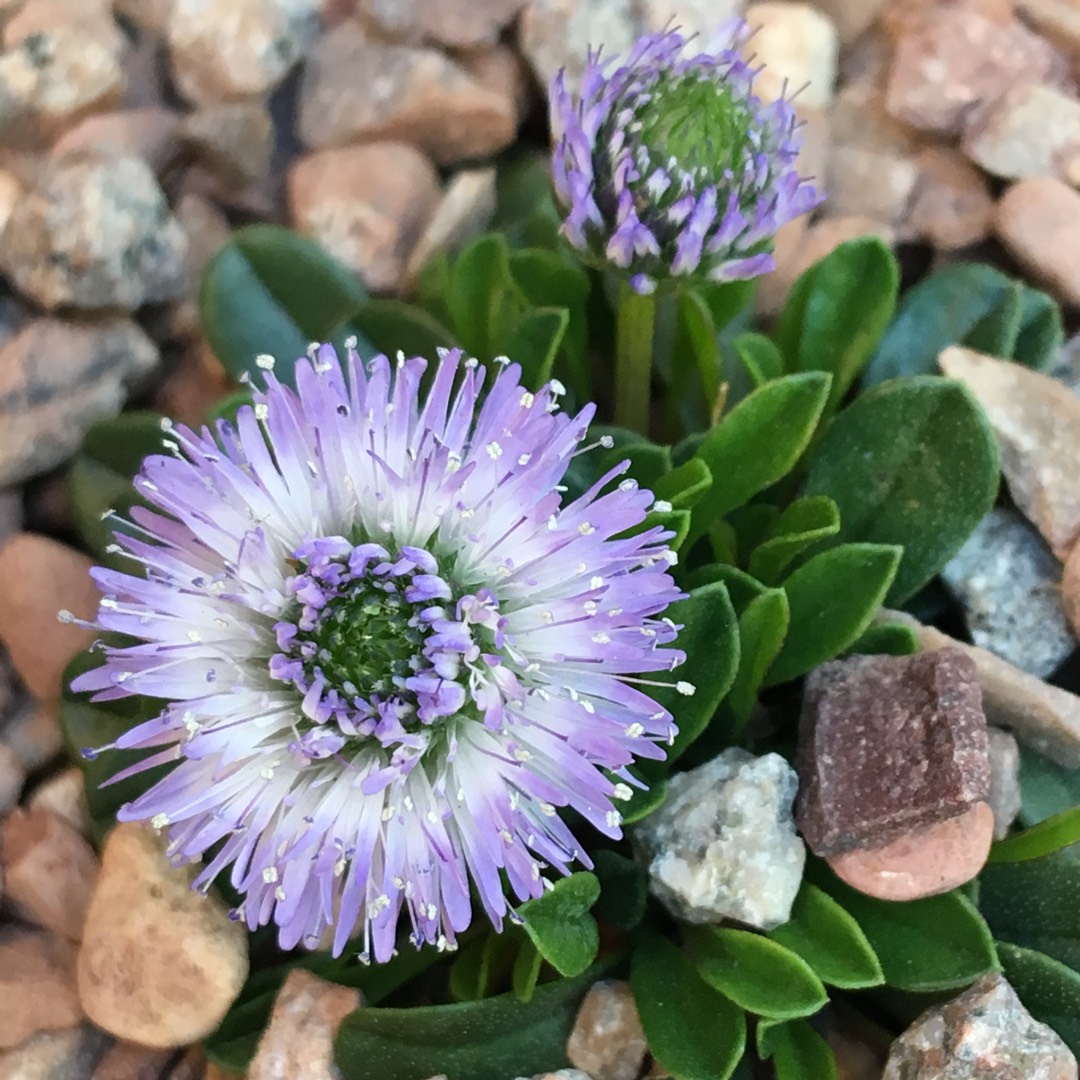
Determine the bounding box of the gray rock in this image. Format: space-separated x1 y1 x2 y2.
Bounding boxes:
942 507 1074 679
0 1023 112 1078
180 100 274 187
987 728 1022 841
0 743 24 816
883 973 1078 1079
633 749 805 929
2 152 187 312
167 0 320 106
1049 333 1080 396
0 317 159 486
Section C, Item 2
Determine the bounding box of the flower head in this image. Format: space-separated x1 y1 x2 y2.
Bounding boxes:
72 346 684 962
550 24 824 293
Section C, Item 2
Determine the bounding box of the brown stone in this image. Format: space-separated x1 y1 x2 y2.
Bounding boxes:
0 1024 112 1079
288 142 440 294
0 535 99 699
939 347 1080 557
796 649 990 857
995 177 1080 308
153 337 233 424
828 800 995 901
180 100 274 187
92 1040 174 1079
807 0 887 46
51 107 182 175
2 0 116 48
883 973 1077 1079
907 145 994 250
78 823 249 1048
825 144 918 228
247 969 362 1080
354 0 525 48
459 45 533 125
0 741 25 814
2 699 65 772
566 980 647 1080
297 21 518 166
987 727 1022 840
885 6 1069 137
1 807 100 940
0 927 83 1049
1016 0 1080 57
28 767 92 837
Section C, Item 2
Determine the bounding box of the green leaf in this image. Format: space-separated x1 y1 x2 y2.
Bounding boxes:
205 390 254 425
200 224 373 386
980 849 1080 970
675 288 723 416
67 411 170 562
1018 746 1080 827
348 298 458 358
508 247 590 373
601 441 672 488
990 806 1080 863
620 773 667 825
450 932 515 1002
767 882 884 990
1014 285 1064 369
511 937 544 1003
803 377 1000 603
733 332 784 388
447 234 522 359
334 959 609 1080
962 281 1022 357
507 306 570 389
766 543 901 686
747 495 841 585
518 872 601 978
845 620 919 657
776 237 899 409
652 458 713 510
816 873 999 992
685 565 768 613
864 263 1021 386
691 372 831 537
686 927 827 1019
998 941 1080 1056
758 1019 839 1080
643 583 739 772
727 587 789 728
593 849 649 931
631 934 747 1080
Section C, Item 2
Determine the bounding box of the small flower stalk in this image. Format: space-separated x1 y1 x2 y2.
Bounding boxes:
550 24 824 294
71 346 686 963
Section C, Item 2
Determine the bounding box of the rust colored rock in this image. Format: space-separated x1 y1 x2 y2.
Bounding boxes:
247 969 361 1080
0 927 83 1049
828 800 994 901
796 649 990 857
567 980 647 1080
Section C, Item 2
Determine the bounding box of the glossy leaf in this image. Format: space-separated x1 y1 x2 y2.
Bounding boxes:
747 495 841 585
758 1019 839 1080
989 806 1080 863
998 941 1080 1056
777 237 899 409
727 588 789 728
348 298 458 358
508 306 570 389
519 872 601 978
767 882 884 990
652 458 713 510
803 377 999 603
200 225 373 386
1014 285 1063 369
766 543 902 686
631 934 747 1080
734 332 784 388
845 620 919 657
686 927 827 1019
593 849 649 931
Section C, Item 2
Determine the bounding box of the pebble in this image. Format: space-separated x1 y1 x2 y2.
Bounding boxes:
2 0 117 46
1 807 99 941
91 1040 174 1079
246 969 362 1080
883 972 1078 1079
519 0 637 91
403 166 497 292
881 610 1080 769
180 100 274 188
987 727 1022 840
297 22 517 166
1017 0 1080 56
2 700 65 772
639 0 747 37
0 166 22 235
807 0 887 46
744 3 839 109
28 767 92 837
995 177 1080 308
2 152 187 312
459 45 533 126
0 535 99 699
885 5 1068 138
942 507 1074 678
78 822 249 1048
0 24 125 147
354 0 525 48
153 337 233 423
633 748 805 930
0 742 25 814
796 649 990 857
0 927 83 1049
963 83 1080 182
51 106 183 175
114 0 173 34
907 145 994 251
0 317 159 487
1065 543 1080 643
827 800 995 901
566 980 647 1080
288 142 440 294
825 144 918 228
167 0 320 106
939 347 1080 559
0 1024 112 1079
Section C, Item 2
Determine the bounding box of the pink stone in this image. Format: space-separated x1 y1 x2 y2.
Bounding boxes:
828 801 995 901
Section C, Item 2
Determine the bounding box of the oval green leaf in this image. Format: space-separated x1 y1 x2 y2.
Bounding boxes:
727 587 789 729
998 941 1080 1056
348 298 458 358
518 872 600 978
758 1018 839 1079
989 805 1080 864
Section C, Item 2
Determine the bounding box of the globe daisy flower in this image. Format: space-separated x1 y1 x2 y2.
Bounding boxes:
70 345 685 963
550 24 824 295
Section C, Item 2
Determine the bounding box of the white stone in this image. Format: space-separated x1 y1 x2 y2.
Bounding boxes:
744 3 838 109
987 728 1021 841
632 749 805 929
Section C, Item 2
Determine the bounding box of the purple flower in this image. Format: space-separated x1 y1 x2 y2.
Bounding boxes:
550 24 824 293
71 346 685 962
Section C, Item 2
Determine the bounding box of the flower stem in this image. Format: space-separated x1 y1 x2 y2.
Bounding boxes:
614 283 657 435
